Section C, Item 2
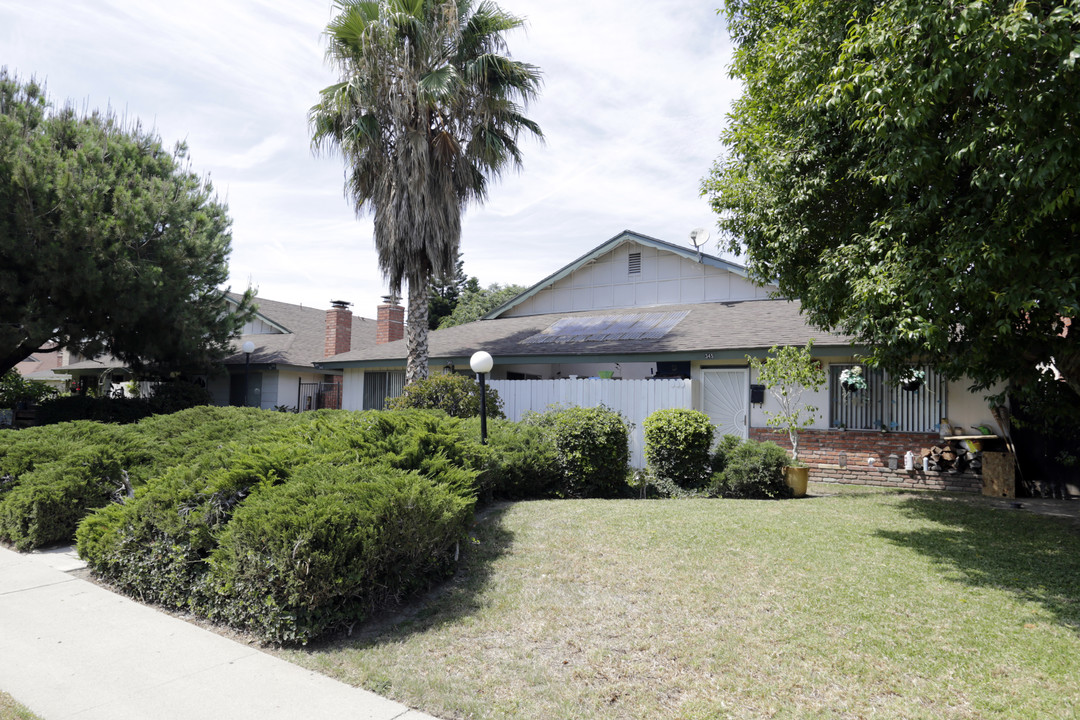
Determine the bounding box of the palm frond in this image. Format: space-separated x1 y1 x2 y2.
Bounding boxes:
417 65 460 105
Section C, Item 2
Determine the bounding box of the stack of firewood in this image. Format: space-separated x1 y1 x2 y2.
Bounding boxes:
921 445 983 473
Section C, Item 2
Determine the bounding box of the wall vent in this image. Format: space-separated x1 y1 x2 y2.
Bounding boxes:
628 252 641 274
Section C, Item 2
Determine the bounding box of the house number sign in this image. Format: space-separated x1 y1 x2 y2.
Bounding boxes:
703 353 714 359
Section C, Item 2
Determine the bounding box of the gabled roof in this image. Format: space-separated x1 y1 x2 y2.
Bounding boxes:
321 299 855 369
222 294 378 369
484 229 754 319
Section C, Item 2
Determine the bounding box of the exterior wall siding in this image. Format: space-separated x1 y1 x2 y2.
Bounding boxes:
749 428 982 493
506 241 771 318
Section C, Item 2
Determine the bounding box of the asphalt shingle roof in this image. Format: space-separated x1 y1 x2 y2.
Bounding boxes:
322 299 855 367
222 295 378 368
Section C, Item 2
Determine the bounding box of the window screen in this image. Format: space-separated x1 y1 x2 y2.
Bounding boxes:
829 364 947 432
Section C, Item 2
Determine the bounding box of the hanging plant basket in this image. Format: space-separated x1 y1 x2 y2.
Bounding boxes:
899 370 925 392
839 367 867 394
841 379 863 394
901 378 923 392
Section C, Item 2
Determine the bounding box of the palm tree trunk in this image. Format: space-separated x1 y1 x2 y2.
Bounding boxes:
405 279 430 385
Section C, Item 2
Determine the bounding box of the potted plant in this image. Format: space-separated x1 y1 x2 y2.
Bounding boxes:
747 340 827 497
839 366 867 394
898 368 925 392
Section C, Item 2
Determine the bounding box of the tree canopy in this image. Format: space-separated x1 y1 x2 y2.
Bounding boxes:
437 281 524 328
311 0 542 384
704 0 1080 399
427 253 480 329
0 70 253 378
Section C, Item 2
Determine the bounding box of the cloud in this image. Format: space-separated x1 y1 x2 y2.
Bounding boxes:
0 0 740 317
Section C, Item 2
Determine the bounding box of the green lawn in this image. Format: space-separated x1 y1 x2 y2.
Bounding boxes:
278 487 1080 719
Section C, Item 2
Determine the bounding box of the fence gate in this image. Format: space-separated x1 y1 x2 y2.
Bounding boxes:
298 381 342 411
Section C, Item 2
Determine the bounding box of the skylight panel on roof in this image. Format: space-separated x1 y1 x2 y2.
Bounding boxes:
522 311 690 344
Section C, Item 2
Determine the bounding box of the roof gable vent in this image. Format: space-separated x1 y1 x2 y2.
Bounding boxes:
628 252 641 274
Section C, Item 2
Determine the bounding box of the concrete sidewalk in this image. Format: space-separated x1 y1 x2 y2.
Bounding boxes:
0 545 439 720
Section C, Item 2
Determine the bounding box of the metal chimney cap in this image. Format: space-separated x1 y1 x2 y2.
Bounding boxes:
330 300 352 309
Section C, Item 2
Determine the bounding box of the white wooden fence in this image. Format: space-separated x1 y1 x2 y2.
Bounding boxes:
488 378 694 468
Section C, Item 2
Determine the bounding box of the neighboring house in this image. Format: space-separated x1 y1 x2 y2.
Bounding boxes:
210 295 377 411
322 230 1006 491
14 345 69 390
54 296 377 411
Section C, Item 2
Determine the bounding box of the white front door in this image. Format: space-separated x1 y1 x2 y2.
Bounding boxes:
702 369 749 440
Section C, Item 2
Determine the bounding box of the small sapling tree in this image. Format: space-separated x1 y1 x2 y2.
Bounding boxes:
748 340 826 464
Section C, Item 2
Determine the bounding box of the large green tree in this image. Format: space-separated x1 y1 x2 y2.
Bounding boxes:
705 0 1080 399
311 0 542 384
427 252 479 329
437 281 524 328
0 70 253 378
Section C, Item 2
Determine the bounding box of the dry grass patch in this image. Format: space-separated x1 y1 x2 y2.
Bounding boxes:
278 488 1080 719
0 691 41 720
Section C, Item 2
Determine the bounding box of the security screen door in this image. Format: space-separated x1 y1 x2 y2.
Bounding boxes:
702 369 749 439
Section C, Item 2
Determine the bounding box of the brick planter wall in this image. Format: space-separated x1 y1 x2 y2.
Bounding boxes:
748 428 982 493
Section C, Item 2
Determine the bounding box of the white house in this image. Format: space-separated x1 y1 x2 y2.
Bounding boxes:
321 230 1006 490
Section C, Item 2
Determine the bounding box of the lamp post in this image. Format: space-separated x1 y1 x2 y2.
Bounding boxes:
470 350 494 445
242 341 255 407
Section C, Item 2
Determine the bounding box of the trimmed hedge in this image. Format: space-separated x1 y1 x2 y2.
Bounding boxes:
643 408 715 490
524 405 631 498
76 409 482 643
463 417 561 500
0 442 150 550
0 407 291 550
208 465 471 642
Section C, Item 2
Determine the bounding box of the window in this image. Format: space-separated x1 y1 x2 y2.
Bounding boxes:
628 252 641 274
362 371 405 410
829 364 946 432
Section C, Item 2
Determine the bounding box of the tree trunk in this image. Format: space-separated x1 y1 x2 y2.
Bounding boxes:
0 338 52 378
405 279 430 385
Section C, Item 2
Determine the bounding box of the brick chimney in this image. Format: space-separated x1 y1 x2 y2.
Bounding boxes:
325 300 353 357
377 295 405 344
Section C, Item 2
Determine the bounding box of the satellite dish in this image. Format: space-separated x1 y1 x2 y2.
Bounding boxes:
689 227 710 261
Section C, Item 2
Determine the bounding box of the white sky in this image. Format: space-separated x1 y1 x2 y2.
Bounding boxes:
1 1 741 319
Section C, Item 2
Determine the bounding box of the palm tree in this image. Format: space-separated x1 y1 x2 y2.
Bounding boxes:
311 0 542 384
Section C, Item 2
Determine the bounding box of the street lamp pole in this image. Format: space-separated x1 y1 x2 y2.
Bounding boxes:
242 341 255 407
470 351 494 445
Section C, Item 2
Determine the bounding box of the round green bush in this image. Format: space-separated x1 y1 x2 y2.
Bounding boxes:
525 405 631 498
643 408 715 489
710 434 745 475
385 373 505 419
710 439 792 499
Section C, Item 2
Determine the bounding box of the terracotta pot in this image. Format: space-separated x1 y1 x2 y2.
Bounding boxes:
785 466 809 498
